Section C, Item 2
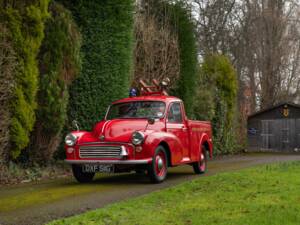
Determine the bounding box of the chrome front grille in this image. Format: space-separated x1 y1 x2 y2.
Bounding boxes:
79 145 122 158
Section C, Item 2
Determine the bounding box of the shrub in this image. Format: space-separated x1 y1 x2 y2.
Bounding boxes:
197 54 238 154
61 0 134 130
30 2 82 164
0 0 50 159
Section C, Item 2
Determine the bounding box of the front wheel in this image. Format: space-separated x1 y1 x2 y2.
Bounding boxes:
72 165 95 183
193 146 207 174
148 146 168 183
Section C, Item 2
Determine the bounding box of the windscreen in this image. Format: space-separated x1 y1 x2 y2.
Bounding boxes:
106 101 166 120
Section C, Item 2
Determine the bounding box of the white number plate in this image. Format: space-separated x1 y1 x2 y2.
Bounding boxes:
83 164 114 173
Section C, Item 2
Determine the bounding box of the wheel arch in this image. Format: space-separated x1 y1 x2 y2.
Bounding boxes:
199 133 213 159
202 141 210 156
144 131 178 166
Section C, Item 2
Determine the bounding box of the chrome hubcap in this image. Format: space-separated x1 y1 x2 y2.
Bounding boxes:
157 157 164 170
200 153 204 161
199 153 206 170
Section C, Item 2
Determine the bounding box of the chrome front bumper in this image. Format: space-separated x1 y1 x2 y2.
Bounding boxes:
65 158 152 165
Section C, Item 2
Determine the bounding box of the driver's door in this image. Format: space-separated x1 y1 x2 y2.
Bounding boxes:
166 102 190 160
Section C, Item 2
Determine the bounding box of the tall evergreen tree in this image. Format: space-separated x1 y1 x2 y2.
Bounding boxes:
0 0 49 159
30 2 82 164
171 2 198 117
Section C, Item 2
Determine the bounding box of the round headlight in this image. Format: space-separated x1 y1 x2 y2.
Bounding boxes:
132 131 145 145
65 133 78 146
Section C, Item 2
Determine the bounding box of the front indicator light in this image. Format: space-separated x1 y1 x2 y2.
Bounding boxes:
136 146 143 152
67 147 75 154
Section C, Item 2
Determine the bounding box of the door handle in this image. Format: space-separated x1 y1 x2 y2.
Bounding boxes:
181 126 188 131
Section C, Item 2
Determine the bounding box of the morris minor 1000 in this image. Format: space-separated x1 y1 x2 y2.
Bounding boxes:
65 80 213 183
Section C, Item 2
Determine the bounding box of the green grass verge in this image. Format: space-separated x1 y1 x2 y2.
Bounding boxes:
49 162 300 225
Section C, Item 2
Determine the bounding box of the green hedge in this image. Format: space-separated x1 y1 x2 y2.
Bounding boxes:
30 1 81 164
0 0 49 159
61 0 134 130
170 2 198 117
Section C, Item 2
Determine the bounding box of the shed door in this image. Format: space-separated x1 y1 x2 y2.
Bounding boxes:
280 119 292 151
261 119 297 151
261 120 274 151
297 119 300 149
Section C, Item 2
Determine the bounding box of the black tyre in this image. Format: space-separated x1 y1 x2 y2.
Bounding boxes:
148 146 168 183
193 146 207 174
72 165 95 183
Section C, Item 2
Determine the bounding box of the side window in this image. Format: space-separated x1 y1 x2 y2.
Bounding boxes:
168 102 183 123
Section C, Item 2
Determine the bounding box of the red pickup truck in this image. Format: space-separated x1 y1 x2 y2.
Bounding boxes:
65 90 213 183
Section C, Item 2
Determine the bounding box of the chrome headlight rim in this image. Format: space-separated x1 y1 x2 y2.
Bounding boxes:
65 133 78 146
132 131 145 145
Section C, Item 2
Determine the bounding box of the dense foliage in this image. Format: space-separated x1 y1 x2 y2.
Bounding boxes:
0 24 16 163
196 54 238 154
30 2 81 164
170 2 198 117
62 0 134 130
0 0 49 159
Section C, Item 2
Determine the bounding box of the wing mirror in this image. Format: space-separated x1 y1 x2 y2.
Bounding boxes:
147 117 155 125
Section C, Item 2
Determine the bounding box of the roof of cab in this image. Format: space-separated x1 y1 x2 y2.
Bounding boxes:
112 95 181 104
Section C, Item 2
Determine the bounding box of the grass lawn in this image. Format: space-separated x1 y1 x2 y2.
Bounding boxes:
49 161 300 225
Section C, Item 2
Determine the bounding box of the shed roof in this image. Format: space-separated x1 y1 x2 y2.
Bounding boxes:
248 102 300 119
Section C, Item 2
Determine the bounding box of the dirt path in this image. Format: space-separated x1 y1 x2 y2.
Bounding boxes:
1 153 300 225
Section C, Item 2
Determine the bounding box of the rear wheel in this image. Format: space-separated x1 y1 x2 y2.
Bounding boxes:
193 146 207 174
148 146 168 183
72 165 95 183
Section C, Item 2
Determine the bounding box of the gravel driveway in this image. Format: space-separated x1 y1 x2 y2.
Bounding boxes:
1 153 300 225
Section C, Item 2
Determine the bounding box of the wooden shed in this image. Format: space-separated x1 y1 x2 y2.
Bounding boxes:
247 102 300 152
